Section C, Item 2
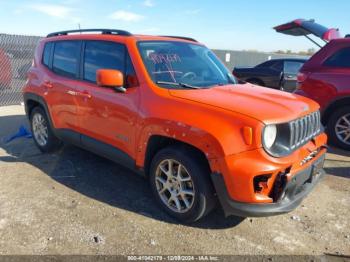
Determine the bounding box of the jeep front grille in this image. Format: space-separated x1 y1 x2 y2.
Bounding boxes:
289 111 321 149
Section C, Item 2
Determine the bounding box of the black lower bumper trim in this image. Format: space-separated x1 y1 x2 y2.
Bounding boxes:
211 154 326 217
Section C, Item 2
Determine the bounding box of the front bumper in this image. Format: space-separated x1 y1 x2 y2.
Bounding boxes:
211 153 326 217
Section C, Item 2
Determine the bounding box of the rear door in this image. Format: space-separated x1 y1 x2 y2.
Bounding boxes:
254 60 283 88
308 45 350 108
44 40 82 137
274 19 341 45
282 60 305 92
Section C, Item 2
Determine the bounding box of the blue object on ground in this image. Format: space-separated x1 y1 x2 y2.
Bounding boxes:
3 125 32 143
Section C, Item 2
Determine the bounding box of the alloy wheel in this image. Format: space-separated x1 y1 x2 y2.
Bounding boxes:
155 159 195 213
32 113 48 146
335 113 350 145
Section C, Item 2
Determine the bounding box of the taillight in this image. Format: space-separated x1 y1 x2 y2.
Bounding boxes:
296 72 310 90
297 72 309 83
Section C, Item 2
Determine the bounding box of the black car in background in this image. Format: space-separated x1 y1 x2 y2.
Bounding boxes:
232 58 307 92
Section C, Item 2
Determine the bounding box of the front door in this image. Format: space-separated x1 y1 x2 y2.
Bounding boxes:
75 40 140 159
282 61 304 92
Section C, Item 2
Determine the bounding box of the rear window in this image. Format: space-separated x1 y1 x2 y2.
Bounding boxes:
42 42 53 67
256 60 283 71
324 47 350 68
83 41 125 82
256 60 274 68
53 41 80 78
271 61 283 71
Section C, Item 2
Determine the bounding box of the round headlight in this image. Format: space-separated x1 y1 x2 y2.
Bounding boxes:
263 125 277 149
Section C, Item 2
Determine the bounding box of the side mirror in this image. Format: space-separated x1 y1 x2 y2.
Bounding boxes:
96 69 126 93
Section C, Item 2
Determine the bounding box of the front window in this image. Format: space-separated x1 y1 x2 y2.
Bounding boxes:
138 41 236 88
284 61 304 75
83 41 125 83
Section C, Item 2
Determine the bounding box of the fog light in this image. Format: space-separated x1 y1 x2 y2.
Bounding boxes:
253 174 271 193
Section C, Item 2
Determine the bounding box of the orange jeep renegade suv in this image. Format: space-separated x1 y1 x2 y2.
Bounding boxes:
23 29 328 223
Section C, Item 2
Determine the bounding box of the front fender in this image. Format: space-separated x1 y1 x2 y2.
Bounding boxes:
134 113 263 173
134 118 225 172
134 88 264 172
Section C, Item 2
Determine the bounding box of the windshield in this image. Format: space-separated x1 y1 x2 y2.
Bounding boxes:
137 41 236 88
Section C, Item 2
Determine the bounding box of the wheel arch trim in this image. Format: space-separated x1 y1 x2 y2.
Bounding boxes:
23 92 56 132
135 123 225 175
322 96 350 125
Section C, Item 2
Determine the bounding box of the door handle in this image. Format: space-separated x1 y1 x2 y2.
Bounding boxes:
43 80 53 89
286 75 294 79
79 91 92 99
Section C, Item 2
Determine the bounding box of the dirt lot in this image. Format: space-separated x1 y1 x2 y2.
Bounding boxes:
0 105 349 256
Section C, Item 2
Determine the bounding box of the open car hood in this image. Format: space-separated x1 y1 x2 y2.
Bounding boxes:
274 19 341 42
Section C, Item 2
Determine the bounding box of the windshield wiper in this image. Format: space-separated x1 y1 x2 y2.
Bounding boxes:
156 81 200 89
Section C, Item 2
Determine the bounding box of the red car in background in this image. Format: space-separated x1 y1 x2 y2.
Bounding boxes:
275 19 350 150
0 48 12 89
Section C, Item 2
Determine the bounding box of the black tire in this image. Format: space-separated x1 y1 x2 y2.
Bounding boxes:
30 106 62 153
327 106 350 151
149 145 216 223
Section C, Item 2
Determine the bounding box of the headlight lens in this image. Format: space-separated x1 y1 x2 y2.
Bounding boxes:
263 125 277 149
262 112 322 158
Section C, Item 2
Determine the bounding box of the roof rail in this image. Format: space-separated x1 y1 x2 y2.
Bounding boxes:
47 29 132 38
160 35 198 42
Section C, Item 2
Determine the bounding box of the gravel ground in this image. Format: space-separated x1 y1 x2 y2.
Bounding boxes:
0 105 349 256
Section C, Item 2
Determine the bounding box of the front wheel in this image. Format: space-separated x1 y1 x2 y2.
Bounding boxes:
149 146 216 223
327 106 350 151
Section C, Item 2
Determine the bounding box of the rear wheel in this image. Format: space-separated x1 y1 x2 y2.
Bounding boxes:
30 107 62 152
149 146 216 223
327 106 350 151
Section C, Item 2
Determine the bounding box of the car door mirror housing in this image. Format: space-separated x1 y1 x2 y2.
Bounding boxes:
96 69 126 93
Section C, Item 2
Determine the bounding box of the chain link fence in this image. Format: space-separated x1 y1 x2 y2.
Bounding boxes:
0 33 308 107
212 49 309 70
0 34 42 106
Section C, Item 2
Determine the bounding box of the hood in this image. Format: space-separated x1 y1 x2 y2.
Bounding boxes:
169 84 319 124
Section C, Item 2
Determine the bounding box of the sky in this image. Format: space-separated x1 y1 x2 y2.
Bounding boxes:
0 0 349 52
